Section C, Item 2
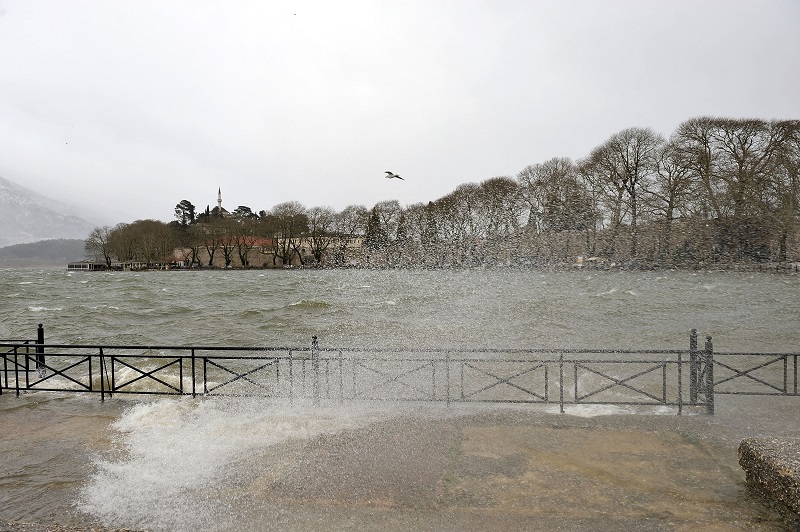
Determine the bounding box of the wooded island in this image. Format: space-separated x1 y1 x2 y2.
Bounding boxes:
84 117 800 270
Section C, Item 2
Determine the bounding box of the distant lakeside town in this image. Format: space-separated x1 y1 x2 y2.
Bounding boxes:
76 117 800 272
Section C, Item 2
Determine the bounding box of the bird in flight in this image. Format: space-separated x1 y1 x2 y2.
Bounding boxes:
385 171 404 180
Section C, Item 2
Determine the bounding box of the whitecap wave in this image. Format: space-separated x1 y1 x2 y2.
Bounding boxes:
287 299 331 309
595 287 617 296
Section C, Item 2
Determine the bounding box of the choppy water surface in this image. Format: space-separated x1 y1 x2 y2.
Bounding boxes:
1 268 799 531
3 268 799 350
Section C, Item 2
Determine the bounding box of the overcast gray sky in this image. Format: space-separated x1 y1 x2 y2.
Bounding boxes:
1 0 798 224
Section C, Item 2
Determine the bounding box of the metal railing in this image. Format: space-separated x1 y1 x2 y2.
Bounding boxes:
711 352 799 396
0 324 40 395
1 326 797 415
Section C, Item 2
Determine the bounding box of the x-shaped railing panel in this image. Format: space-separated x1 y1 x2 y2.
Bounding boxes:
111 357 182 394
713 356 786 393
574 362 666 403
26 355 92 391
461 362 546 401
351 360 433 399
204 358 278 395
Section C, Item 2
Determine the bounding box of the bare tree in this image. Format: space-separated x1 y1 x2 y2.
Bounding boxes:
645 140 696 259
517 158 595 233
307 206 336 265
218 219 238 268
108 223 135 263
172 223 204 268
673 118 800 261
267 202 308 266
199 218 224 267
131 220 175 265
673 117 721 219
232 219 259 267
84 226 114 267
755 121 800 261
581 127 663 258
327 204 366 266
430 184 482 267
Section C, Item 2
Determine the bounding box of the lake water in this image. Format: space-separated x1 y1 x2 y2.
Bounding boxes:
4 268 799 351
1 268 799 530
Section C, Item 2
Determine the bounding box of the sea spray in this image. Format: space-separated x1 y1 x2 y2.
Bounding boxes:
77 397 421 531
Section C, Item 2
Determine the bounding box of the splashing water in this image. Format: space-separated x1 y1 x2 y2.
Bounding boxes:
77 398 420 531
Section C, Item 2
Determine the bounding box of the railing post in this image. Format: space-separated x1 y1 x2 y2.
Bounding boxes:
559 352 564 414
689 329 698 404
24 344 30 389
191 348 196 398
14 347 20 397
203 357 208 394
35 323 46 378
705 336 714 415
311 336 320 406
784 355 788 394
99 347 105 402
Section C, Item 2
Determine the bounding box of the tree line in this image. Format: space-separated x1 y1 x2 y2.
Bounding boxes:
86 117 800 269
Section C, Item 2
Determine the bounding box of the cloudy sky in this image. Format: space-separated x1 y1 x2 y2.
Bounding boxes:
1 0 798 225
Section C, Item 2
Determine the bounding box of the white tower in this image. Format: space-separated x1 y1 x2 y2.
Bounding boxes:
217 187 222 211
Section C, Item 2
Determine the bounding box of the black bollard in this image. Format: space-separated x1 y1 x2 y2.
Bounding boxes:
35 324 45 377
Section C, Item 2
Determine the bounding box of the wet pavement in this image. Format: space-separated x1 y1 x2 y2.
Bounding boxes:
1 394 799 531
230 401 795 531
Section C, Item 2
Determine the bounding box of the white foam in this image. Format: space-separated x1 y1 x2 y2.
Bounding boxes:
542 404 691 417
544 404 636 417
78 398 402 531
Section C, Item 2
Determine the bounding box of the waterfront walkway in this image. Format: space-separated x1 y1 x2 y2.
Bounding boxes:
1 394 798 531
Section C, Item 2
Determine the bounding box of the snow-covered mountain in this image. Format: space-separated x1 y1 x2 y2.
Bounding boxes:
0 176 97 247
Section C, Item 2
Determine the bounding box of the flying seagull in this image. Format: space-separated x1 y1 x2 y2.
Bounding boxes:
384 171 404 180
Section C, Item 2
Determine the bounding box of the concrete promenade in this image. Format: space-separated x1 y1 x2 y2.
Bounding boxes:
1 394 799 531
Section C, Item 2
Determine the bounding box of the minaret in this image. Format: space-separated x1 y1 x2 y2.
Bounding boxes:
217 187 222 211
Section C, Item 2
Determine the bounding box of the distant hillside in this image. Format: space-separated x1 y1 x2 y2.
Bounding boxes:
0 239 88 267
0 176 97 247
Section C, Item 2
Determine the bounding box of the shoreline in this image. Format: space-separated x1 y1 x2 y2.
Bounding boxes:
5 261 797 273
